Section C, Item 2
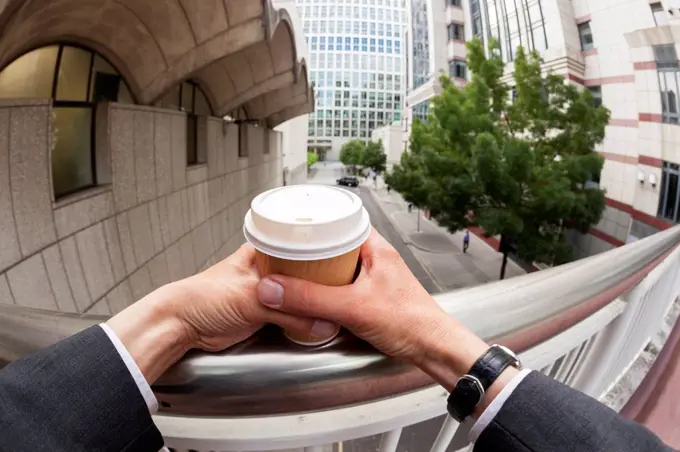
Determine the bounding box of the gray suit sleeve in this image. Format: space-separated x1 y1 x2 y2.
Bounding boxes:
0 325 164 452
474 371 673 452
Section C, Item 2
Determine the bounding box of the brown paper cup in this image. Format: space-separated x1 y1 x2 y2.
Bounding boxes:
243 185 371 346
255 247 361 345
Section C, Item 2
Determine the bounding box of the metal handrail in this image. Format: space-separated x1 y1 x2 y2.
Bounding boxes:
1 226 679 417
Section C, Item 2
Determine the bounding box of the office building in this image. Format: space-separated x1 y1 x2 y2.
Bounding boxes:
404 0 680 259
297 0 408 160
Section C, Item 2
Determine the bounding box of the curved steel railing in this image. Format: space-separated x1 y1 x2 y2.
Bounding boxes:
1 225 679 417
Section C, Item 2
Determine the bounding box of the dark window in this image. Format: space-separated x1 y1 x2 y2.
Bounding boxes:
449 60 467 80
651 2 668 26
659 162 680 222
588 86 602 107
447 0 461 6
448 23 465 41
0 44 134 198
656 45 680 124
654 44 678 69
578 22 594 51
161 80 213 165
238 122 248 157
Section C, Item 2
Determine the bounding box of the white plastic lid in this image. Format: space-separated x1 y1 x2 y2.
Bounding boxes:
243 185 371 260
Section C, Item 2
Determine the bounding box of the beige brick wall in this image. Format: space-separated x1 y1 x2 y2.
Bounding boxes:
0 101 284 316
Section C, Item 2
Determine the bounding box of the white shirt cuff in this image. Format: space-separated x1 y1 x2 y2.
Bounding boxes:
99 323 158 414
468 368 532 443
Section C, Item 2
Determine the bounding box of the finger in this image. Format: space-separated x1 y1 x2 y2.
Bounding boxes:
257 276 355 325
360 228 401 264
263 309 338 344
229 243 257 266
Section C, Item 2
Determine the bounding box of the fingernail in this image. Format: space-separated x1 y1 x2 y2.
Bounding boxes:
310 320 338 339
258 279 284 307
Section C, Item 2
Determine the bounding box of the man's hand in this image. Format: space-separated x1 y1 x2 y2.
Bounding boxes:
256 229 490 383
106 245 321 384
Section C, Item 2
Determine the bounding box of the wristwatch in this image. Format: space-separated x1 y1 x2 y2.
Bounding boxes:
446 344 522 422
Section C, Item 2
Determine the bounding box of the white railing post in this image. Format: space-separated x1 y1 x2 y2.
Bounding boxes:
378 428 402 452
429 416 460 452
570 248 680 399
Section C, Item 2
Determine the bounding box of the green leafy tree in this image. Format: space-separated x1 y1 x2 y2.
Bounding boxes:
361 140 387 174
389 38 610 278
307 151 319 168
339 139 365 174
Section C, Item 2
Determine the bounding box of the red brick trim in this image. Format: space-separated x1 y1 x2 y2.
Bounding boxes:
634 61 657 70
452 39 466 45
449 20 465 25
633 210 673 231
638 155 663 168
575 14 592 24
590 227 625 247
584 75 636 86
609 118 639 128
448 57 467 63
452 77 468 86
582 48 598 57
567 73 585 85
605 197 635 215
639 113 664 123
605 197 673 231
600 152 639 165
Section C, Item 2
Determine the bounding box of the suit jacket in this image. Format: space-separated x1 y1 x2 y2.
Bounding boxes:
0 326 163 452
0 327 673 452
475 371 674 452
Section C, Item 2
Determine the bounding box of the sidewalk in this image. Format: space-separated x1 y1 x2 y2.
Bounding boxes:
369 184 525 291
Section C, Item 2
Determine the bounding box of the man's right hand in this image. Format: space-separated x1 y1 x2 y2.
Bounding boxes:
256 229 490 386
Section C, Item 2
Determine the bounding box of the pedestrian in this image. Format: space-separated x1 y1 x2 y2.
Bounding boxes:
463 230 470 253
387 185 391 194
407 202 413 213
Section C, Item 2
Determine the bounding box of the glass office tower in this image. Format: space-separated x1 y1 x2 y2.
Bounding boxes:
297 0 407 160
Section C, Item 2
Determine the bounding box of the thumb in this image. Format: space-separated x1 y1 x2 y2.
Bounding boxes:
257 275 354 325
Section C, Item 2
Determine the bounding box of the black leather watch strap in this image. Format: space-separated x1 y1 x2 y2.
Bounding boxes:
446 345 521 422
469 345 518 389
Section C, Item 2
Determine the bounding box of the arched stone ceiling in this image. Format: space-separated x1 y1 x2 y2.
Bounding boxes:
0 0 313 123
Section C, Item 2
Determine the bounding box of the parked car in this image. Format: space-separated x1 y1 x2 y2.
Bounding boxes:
337 176 359 187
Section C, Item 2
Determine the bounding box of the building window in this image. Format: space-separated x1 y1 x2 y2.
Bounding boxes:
447 0 461 6
651 2 669 27
655 45 680 124
578 22 594 51
659 162 680 222
654 44 678 69
448 23 465 41
449 60 467 80
0 44 134 198
588 86 602 107
238 122 249 157
158 80 213 165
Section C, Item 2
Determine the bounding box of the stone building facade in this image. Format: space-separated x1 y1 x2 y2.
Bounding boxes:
0 0 313 315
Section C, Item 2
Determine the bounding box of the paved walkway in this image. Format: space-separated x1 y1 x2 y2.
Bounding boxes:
368 183 525 291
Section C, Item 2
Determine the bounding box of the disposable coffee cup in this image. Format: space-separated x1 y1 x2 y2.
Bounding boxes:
243 184 371 346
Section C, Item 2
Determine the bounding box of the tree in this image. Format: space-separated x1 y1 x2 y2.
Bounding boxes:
307 151 318 168
388 38 610 278
339 139 365 174
361 140 387 174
